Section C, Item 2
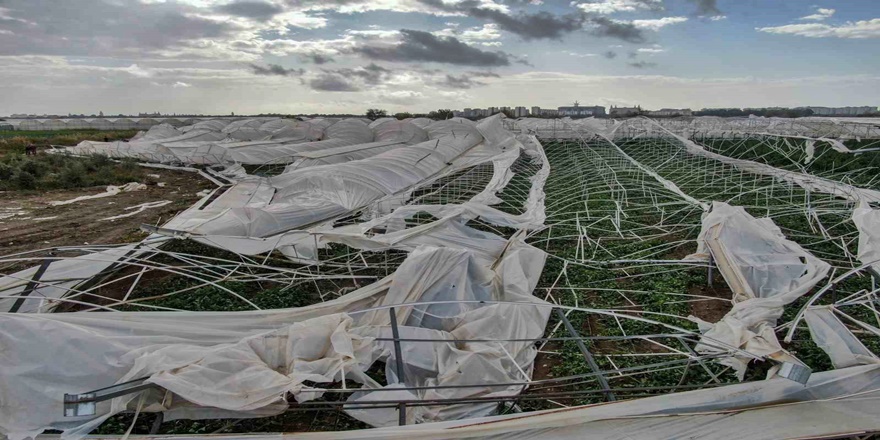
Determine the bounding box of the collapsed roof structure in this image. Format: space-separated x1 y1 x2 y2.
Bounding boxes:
2 114 880 439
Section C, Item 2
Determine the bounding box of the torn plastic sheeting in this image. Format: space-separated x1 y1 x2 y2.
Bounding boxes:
349 365 880 440
852 202 880 275
372 119 430 144
643 118 880 204
0 241 548 439
0 243 147 313
179 117 505 238
131 123 182 141
688 202 830 378
188 210 509 263
250 136 546 259
100 200 172 221
285 140 415 171
690 202 830 302
69 130 228 162
48 182 147 206
97 364 880 440
804 306 880 369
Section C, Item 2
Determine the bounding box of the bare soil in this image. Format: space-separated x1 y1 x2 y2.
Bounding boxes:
688 280 733 323
0 168 214 258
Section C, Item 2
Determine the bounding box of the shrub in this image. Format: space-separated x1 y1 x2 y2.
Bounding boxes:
19 159 48 178
16 171 37 189
58 163 87 188
0 163 13 180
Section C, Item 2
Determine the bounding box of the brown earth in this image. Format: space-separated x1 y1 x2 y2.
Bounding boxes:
688 278 734 323
0 168 214 258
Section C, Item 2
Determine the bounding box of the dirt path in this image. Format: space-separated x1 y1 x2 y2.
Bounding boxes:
0 168 214 257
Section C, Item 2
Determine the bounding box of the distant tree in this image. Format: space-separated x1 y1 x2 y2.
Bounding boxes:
394 112 414 120
366 108 388 120
427 109 454 120
501 109 514 118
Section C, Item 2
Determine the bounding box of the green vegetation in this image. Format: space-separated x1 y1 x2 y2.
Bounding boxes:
365 108 387 120
0 129 138 156
87 135 878 433
0 153 145 191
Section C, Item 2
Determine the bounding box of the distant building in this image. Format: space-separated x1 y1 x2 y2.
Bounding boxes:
805 106 877 116
557 101 606 117
514 106 529 118
531 106 541 116
645 108 692 117
610 106 641 117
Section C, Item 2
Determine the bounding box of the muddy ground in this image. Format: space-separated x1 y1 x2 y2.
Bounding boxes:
0 168 214 258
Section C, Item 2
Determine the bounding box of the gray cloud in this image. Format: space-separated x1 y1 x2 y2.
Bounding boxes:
305 53 335 64
629 61 658 69
304 64 393 92
437 74 494 89
0 0 235 57
467 71 501 78
328 63 392 85
353 29 511 66
250 64 305 76
468 9 586 40
309 73 361 92
689 0 721 16
417 0 584 40
417 0 649 43
215 1 283 19
603 51 618 59
588 17 646 43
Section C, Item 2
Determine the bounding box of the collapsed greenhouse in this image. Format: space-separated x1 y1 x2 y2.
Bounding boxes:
3 114 880 439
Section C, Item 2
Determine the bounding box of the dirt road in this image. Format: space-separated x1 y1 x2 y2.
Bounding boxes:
0 168 214 257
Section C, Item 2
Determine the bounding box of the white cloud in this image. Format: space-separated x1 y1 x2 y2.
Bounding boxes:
800 8 835 21
381 90 425 105
563 51 598 58
709 15 727 21
434 23 502 46
123 64 153 78
172 81 192 88
575 0 661 15
631 16 688 30
757 19 880 39
461 23 502 42
637 47 665 54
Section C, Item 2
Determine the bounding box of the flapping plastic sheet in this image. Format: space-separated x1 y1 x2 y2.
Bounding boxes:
0 244 146 313
52 365 880 440
804 306 880 369
688 202 830 377
641 119 880 204
174 117 510 238
852 202 880 275
0 238 548 439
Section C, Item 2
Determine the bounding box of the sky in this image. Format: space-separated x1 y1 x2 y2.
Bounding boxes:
0 0 879 115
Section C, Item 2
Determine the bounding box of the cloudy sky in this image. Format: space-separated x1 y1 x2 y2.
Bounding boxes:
1 0 878 115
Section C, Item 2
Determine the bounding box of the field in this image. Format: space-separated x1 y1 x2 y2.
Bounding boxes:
0 128 138 156
3 117 879 437
0 130 214 271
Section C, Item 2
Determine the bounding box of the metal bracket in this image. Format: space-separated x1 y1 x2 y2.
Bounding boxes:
63 377 155 417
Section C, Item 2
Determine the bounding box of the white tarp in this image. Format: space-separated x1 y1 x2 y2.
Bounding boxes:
803 306 880 369
688 202 831 377
0 239 549 439
852 202 880 275
43 365 880 440
640 119 880 204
